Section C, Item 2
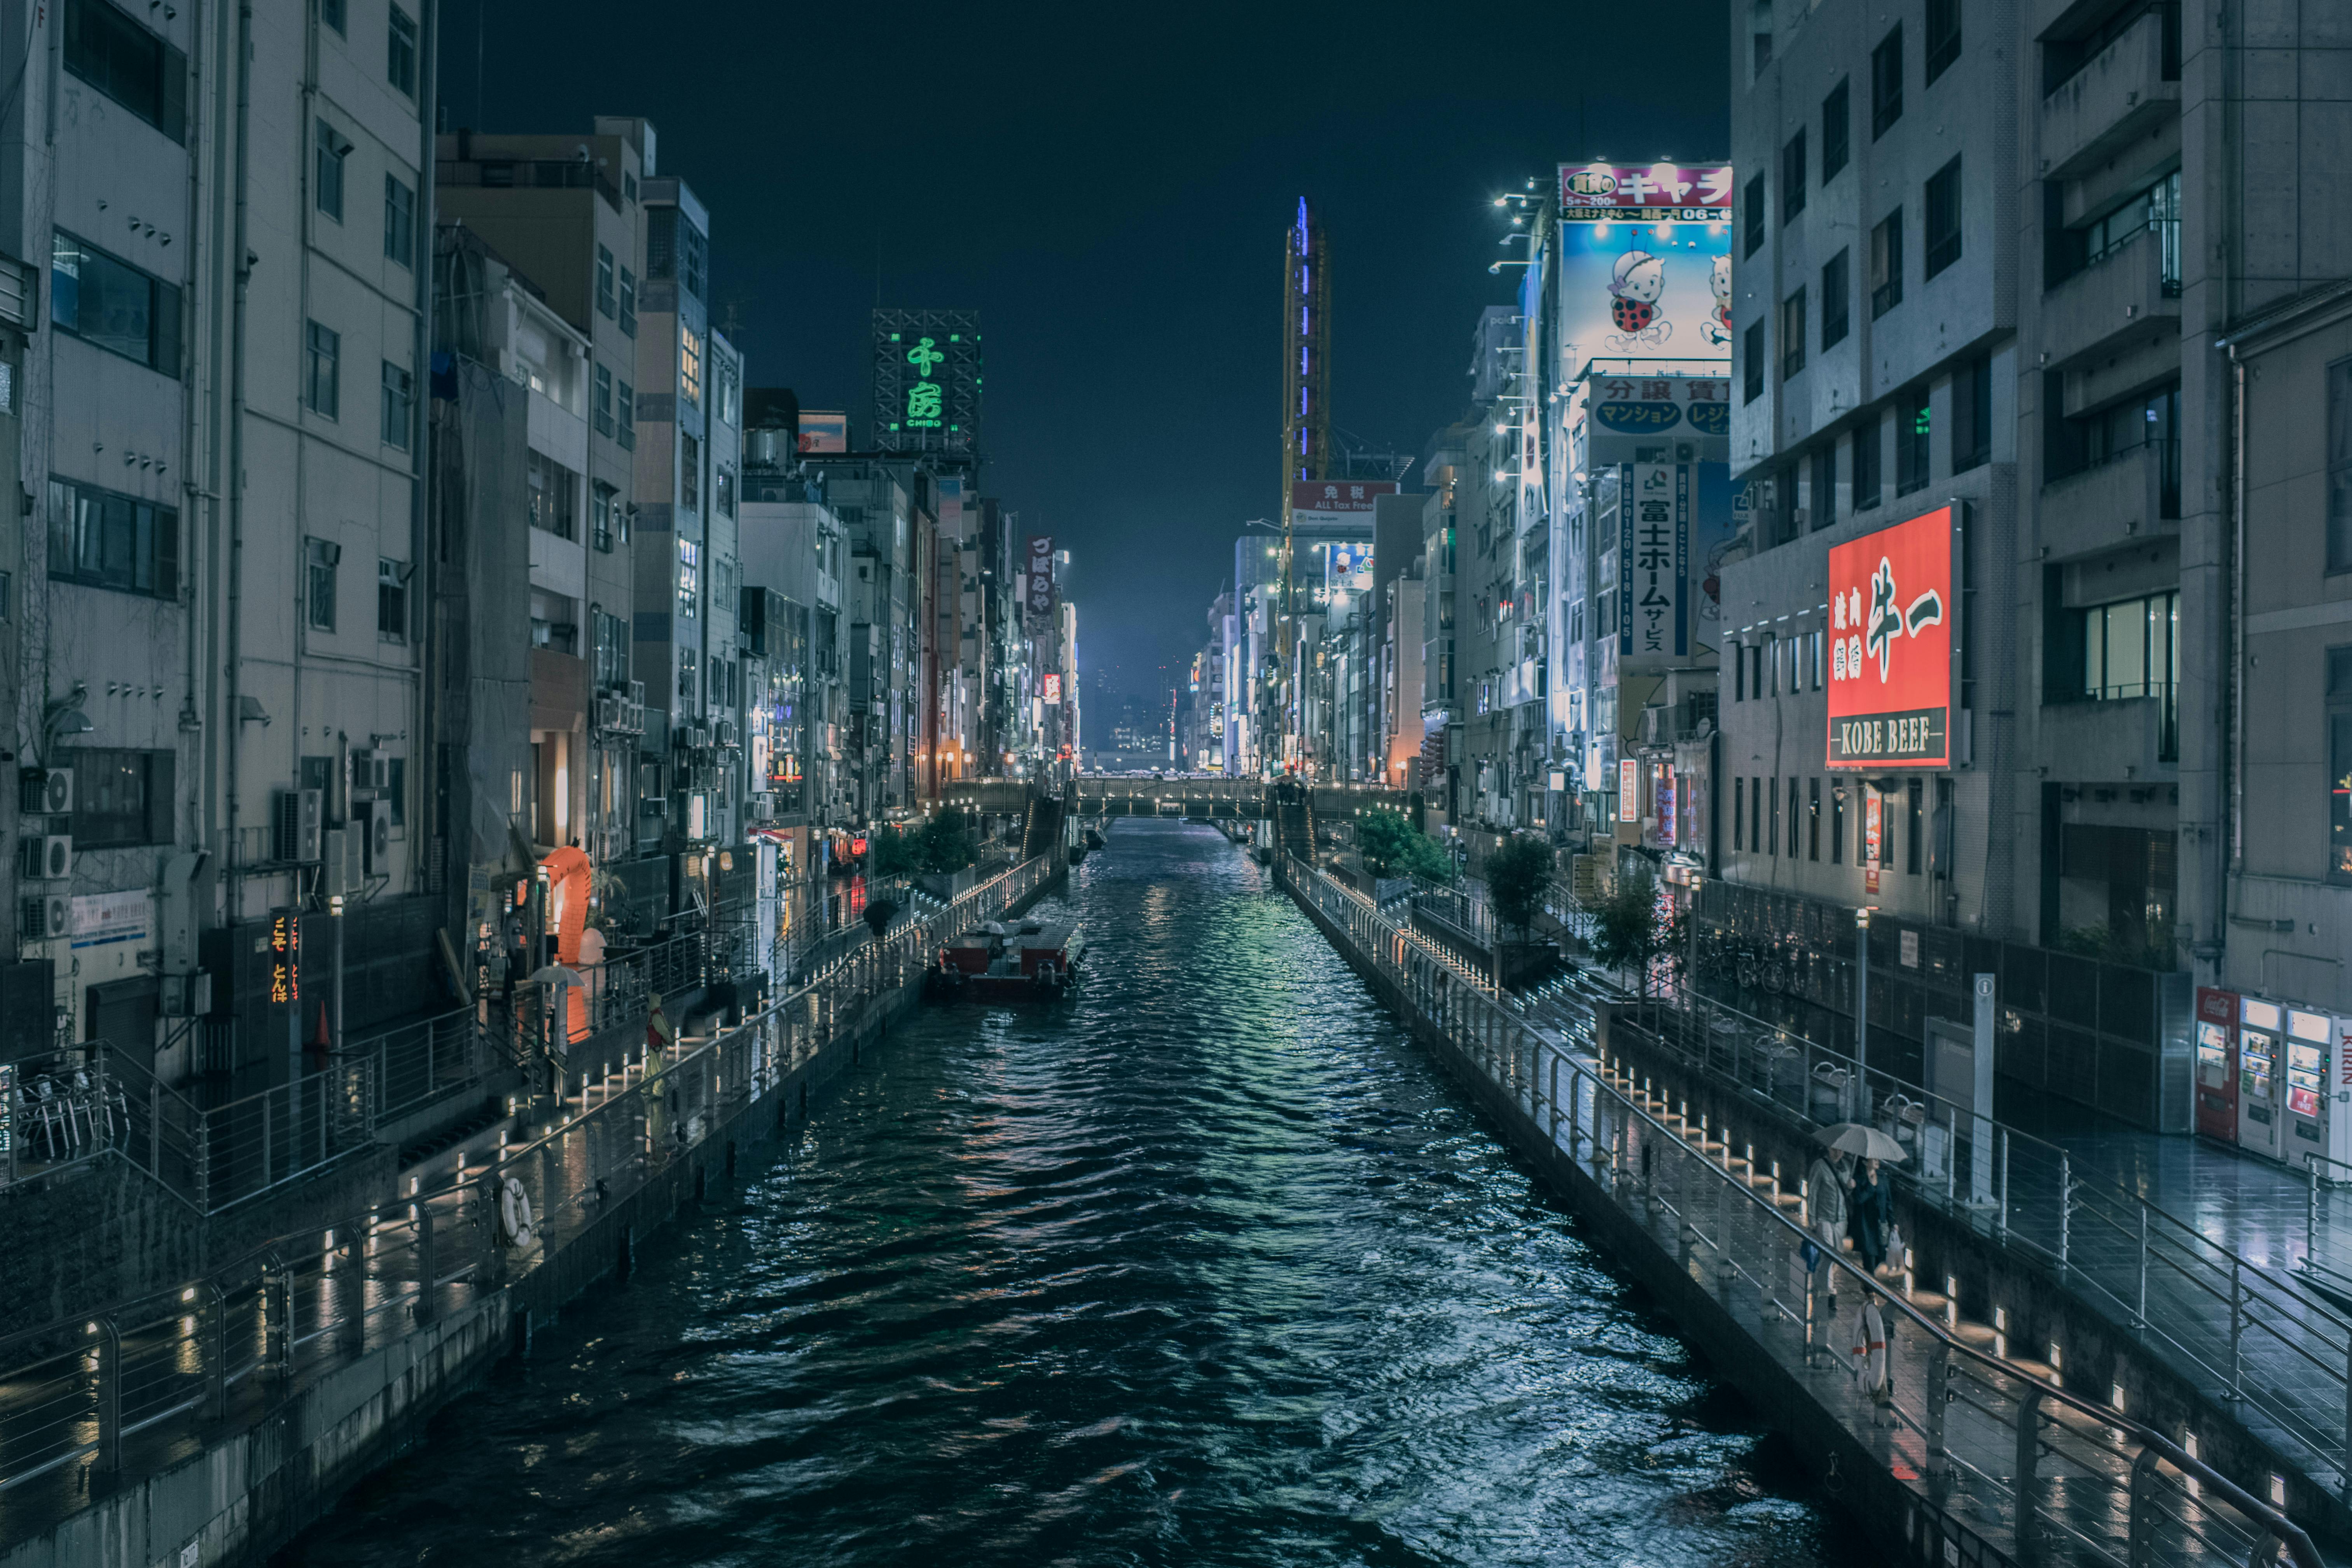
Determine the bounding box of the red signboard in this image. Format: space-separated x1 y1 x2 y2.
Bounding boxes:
1557 162 1735 221
1826 506 1956 769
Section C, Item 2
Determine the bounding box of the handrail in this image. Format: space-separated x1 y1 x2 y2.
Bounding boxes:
1291 857 2325 1567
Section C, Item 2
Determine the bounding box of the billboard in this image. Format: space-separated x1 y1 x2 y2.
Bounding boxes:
1290 479 1397 530
1555 215 1732 382
1026 535 1056 616
1558 162 1735 222
873 309 981 456
795 410 847 453
1827 506 1957 769
1616 461 1691 658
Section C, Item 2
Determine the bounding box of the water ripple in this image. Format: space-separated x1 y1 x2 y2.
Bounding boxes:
291 821 1861 1568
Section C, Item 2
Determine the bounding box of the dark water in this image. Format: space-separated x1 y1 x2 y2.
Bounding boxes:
289 822 1863 1567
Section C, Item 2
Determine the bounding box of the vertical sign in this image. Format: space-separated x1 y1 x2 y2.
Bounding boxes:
1618 757 1639 821
1864 789 1884 894
1027 537 1055 617
269 909 301 1003
1658 764 1678 844
1618 463 1689 656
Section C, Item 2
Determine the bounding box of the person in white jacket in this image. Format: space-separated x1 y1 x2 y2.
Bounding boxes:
1806 1149 1851 1302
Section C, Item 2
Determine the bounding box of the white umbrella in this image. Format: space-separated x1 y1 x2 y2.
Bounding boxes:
1814 1122 1907 1162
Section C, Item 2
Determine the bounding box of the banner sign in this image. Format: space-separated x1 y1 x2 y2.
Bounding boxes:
1290 480 1396 530
1027 536 1055 617
1558 162 1735 222
1827 506 1956 768
1617 462 1690 657
1618 757 1639 821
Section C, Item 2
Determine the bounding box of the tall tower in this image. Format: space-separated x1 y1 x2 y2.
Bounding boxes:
1276 199 1329 768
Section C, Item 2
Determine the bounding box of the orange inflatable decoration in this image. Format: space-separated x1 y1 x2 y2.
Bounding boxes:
540 845 592 1044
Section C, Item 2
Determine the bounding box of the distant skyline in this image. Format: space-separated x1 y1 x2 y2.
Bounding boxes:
444 0 1730 703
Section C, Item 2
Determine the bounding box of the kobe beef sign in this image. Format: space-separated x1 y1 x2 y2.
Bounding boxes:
1825 505 1956 769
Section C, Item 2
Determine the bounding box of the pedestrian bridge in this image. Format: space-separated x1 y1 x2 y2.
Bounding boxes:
936 776 1414 821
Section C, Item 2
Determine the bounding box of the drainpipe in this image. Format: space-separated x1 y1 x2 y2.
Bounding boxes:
223 0 254 918
412 0 438 896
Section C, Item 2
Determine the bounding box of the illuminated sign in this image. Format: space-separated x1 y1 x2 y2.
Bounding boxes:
270 910 301 1004
1617 462 1690 658
1043 672 1063 704
1556 217 1732 376
1557 161 1734 222
795 410 848 453
1290 480 1396 530
1827 507 1957 768
874 309 981 456
1618 758 1638 821
1027 536 1056 616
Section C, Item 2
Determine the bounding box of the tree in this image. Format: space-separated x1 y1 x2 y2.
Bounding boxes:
870 825 919 878
1589 879 1681 1003
1356 806 1455 884
913 808 978 874
1484 833 1555 949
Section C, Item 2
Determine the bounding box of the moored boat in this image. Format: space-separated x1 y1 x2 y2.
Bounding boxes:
924 918 1085 1002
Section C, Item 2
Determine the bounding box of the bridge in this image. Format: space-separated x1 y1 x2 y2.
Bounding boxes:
937 775 1415 821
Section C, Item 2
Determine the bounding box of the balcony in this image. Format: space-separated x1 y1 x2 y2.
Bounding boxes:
2038 439 2179 560
2041 7 2180 180
2042 685 2178 772
2039 223 2178 371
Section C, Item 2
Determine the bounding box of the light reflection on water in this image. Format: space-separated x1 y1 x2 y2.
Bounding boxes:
290 821 1862 1568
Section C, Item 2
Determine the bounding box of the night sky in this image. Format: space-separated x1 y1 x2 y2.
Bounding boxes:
445 1 1730 702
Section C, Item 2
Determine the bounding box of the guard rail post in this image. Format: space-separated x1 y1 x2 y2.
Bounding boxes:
414 1204 436 1327
2126 1444 2161 1567
95 1316 121 1475
273 1265 294 1378
2135 1204 2149 1332
1925 1337 1950 1471
2015 1388 2045 1566
2058 1151 2072 1275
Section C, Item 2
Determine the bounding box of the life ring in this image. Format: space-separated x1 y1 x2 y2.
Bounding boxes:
498 1175 536 1249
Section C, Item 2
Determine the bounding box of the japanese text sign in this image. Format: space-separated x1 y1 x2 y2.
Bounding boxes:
1027 536 1055 617
1827 506 1956 769
1617 463 1690 658
1557 162 1735 222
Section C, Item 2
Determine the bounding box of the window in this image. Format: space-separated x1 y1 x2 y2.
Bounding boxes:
618 267 636 337
526 451 578 539
67 748 173 848
1924 157 1963 278
596 246 616 318
1896 384 1931 495
1954 353 1993 472
1820 249 1850 349
1781 290 1807 379
1753 27 1772 74
1870 208 1904 318
529 589 578 654
680 221 707 301
320 0 344 34
1735 776 1746 849
379 361 413 450
593 609 632 690
384 174 414 264
2332 359 2352 572
46 477 179 598
1788 778 1802 857
1781 129 1807 224
647 208 675 279
593 364 615 437
716 468 735 518
1743 320 1765 404
306 320 340 418
1810 444 1837 531
1852 414 1883 510
2078 591 2178 702
616 380 635 451
2055 383 2179 514
680 323 704 408
1906 779 1924 874
1734 642 1747 701
315 120 351 221
2056 170 2181 295
1831 783 1847 864
677 537 700 618
1822 79 1851 180
1744 174 1766 257
680 432 701 513
592 482 621 552
1768 773 1781 855
2044 0 2180 93
386 5 417 96
305 537 339 630
1871 26 1903 137
63 0 187 142
1809 778 1822 860
2331 649 2352 881
377 558 410 643
51 231 180 373
1926 0 1961 80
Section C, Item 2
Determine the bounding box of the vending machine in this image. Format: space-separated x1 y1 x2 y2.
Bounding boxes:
2286 1007 2331 1158
2238 997 2285 1160
2194 987 2238 1143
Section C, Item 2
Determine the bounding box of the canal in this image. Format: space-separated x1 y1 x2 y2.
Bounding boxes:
287 821 1864 1566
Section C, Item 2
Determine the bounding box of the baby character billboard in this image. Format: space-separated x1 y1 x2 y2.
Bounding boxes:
1557 218 1734 381
1700 253 1733 348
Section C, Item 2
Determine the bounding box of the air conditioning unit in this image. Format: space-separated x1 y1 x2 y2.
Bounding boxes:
161 970 214 1017
352 750 391 792
690 723 711 750
596 694 622 732
20 893 67 941
274 787 323 863
18 766 72 816
628 679 646 708
363 799 391 873
714 718 740 749
21 834 72 881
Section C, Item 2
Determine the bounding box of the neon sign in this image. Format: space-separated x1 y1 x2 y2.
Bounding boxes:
270 911 301 1004
905 336 944 428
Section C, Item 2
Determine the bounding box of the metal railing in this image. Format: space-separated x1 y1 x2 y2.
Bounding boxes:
1289 857 2323 1566
3 1044 207 1207
0 852 1064 1521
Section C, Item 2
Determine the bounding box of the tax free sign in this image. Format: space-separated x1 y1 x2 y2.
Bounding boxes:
1825 506 1956 769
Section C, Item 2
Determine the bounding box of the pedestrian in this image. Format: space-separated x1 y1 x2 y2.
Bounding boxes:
643 991 674 1155
645 991 675 1072
1849 1155 1894 1278
1806 1147 1850 1302
1851 1287 1891 1411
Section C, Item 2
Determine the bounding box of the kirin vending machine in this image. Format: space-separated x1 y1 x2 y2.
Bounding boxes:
2237 997 2285 1160
2195 987 2238 1143
2285 1007 2331 1158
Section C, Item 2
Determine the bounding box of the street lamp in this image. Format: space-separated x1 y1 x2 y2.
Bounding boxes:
1854 905 1874 1120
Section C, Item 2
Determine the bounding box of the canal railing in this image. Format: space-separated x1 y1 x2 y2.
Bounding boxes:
0 853 1062 1528
1532 967 2352 1512
1286 856 2323 1566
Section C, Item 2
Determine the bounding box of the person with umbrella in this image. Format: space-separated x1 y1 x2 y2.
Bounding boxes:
1805 1143 1852 1304
1813 1122 1906 1288
1850 1154 1895 1278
